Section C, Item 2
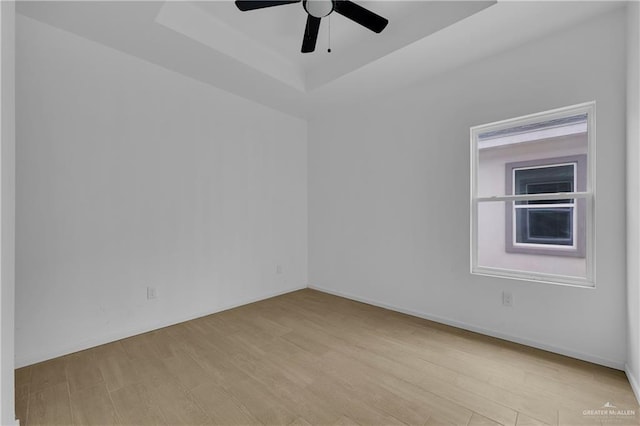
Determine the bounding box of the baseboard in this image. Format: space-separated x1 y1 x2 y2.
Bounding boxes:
15 285 306 368
626 364 640 405
308 284 625 371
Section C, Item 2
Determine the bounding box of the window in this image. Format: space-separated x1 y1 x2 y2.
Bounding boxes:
471 103 595 287
505 155 586 257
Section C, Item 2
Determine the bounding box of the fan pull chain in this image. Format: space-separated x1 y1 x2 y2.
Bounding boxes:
328 15 332 53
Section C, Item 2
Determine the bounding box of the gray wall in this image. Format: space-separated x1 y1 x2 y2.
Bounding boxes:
15 15 308 367
626 0 640 399
309 8 627 368
1 1 16 424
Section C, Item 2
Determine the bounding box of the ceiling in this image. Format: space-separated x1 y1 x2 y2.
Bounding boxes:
16 1 625 118
157 1 495 91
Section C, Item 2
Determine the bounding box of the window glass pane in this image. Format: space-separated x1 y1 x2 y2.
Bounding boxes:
525 181 572 195
477 115 587 198
515 164 573 192
515 207 573 245
476 201 587 279
514 164 574 205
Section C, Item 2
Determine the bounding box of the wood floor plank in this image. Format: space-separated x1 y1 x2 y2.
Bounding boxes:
126 353 169 384
187 347 254 391
147 329 185 360
468 412 502 426
557 407 602 426
333 416 362 426
190 382 259 425
96 353 141 392
224 376 297 425
228 350 343 424
15 366 31 425
27 382 71 426
15 382 29 426
15 289 639 426
29 358 67 393
423 416 458 426
288 416 314 426
15 365 32 387
275 383 344 425
161 350 213 391
120 333 163 362
110 382 168 425
341 358 473 425
455 373 556 425
281 330 334 356
516 413 552 426
311 350 433 424
66 352 104 393
322 342 512 425
69 383 119 425
147 376 211 425
306 376 406 426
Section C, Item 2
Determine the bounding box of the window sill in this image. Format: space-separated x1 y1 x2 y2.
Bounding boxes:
471 266 595 288
505 245 585 258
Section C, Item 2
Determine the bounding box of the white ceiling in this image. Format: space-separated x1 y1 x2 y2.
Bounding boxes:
16 1 625 118
156 1 495 91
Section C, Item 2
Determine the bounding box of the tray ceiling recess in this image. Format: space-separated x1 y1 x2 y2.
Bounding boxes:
155 1 496 91
18 1 620 118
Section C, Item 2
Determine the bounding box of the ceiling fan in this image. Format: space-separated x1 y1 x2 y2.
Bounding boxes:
234 0 389 53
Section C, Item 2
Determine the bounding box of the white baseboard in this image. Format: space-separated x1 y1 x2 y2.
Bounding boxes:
18 282 625 372
15 285 306 368
625 364 640 405
308 284 625 371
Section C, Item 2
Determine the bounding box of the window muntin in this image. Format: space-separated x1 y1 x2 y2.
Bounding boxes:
471 103 595 287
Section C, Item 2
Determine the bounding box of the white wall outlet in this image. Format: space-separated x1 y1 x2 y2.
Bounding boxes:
502 291 513 307
147 286 157 300
276 264 283 274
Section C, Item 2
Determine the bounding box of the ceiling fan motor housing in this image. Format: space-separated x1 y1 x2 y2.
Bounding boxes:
303 0 334 18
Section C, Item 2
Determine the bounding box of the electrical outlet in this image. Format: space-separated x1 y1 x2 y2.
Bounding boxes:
147 286 157 300
276 264 283 274
502 291 513 307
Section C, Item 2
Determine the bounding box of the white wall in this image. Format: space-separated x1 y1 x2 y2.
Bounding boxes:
309 8 627 368
626 0 640 400
15 15 307 367
1 1 16 423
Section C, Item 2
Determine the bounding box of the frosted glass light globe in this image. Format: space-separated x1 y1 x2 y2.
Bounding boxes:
304 0 334 18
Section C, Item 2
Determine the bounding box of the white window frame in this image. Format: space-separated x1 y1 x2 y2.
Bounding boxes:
470 102 596 288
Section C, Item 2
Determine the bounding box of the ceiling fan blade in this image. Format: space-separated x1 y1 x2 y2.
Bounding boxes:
301 15 321 53
235 0 300 11
333 0 388 33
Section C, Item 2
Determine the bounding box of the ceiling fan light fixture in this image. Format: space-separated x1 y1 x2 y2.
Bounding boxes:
303 0 334 18
235 0 388 53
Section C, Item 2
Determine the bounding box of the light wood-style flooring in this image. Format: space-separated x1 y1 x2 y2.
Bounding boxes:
15 289 640 425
